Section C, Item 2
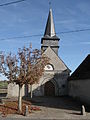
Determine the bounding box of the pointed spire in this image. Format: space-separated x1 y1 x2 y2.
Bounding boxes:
44 9 56 37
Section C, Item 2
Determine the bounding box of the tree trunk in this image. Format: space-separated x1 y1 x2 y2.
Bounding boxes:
18 85 22 112
30 85 33 98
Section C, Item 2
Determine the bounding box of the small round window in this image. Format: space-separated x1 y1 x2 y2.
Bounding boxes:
44 64 54 71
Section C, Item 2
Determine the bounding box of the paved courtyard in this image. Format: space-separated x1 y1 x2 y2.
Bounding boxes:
0 96 90 119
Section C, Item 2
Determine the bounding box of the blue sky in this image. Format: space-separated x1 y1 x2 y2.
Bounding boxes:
0 0 90 79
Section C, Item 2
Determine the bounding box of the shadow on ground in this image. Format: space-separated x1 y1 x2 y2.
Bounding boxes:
23 96 83 112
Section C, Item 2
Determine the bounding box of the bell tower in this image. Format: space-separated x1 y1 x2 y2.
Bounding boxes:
41 9 60 55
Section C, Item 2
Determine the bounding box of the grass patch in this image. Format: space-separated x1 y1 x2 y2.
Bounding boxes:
0 81 8 89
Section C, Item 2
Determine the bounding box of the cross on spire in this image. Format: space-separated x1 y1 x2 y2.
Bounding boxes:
48 0 51 9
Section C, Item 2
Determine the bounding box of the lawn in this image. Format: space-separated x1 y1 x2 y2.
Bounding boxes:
0 81 8 89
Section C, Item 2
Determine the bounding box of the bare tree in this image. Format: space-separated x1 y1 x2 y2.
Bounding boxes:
0 45 49 112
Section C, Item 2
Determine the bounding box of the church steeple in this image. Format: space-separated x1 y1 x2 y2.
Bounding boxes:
41 8 60 55
44 9 56 37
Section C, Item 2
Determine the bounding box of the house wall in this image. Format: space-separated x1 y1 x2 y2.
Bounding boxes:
68 79 90 105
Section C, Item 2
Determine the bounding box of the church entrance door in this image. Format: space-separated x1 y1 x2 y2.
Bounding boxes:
44 81 55 96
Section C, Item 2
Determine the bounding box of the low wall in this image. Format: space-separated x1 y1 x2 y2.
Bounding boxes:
7 83 25 97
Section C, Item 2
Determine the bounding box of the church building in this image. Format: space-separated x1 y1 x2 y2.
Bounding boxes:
7 8 71 97
32 8 71 96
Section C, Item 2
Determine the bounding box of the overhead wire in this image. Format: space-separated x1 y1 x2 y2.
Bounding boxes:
0 28 90 41
57 28 90 34
0 34 42 41
0 1 90 42
0 0 27 7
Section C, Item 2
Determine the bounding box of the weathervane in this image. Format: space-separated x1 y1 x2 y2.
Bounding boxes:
48 0 52 9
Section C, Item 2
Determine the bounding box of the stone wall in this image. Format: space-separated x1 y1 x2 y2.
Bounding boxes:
42 40 59 46
7 71 69 97
41 39 59 55
7 83 25 97
68 79 90 105
32 70 69 96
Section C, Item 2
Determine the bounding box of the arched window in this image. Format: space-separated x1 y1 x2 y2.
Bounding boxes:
44 64 54 71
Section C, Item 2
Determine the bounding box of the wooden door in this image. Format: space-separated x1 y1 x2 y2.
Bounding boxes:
44 81 55 96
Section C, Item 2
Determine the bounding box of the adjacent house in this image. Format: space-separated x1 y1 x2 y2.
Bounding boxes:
68 54 90 105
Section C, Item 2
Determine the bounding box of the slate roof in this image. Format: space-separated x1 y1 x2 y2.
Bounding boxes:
44 9 55 37
69 54 90 80
43 9 59 40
